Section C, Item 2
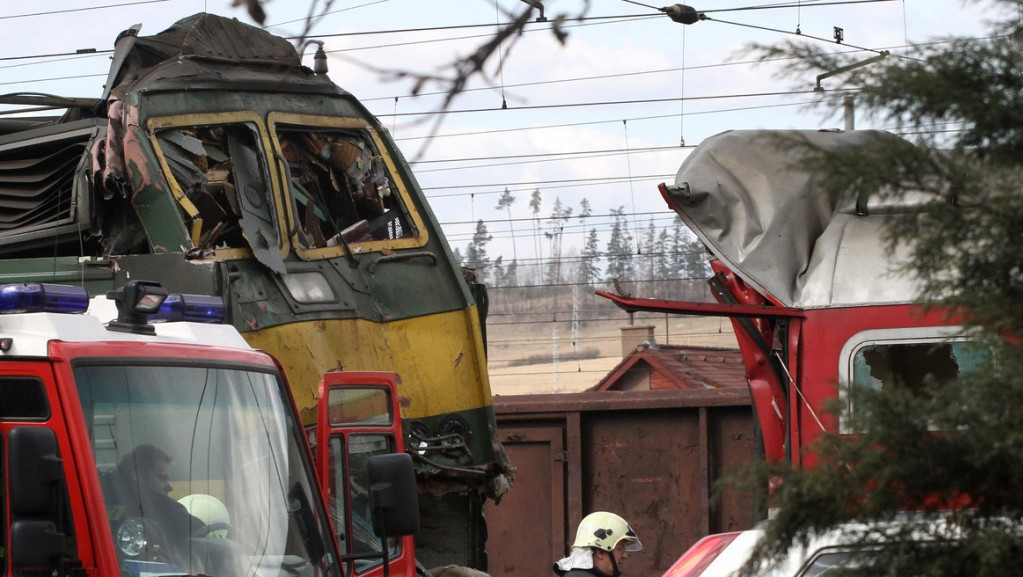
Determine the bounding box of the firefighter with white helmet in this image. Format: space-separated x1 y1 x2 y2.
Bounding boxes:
553 512 642 577
179 494 231 538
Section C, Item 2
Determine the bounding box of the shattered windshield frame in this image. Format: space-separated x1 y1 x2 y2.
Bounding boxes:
149 114 289 268
148 113 427 265
267 113 427 260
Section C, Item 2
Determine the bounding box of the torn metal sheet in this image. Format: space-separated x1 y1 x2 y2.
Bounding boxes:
663 129 921 309
229 131 286 275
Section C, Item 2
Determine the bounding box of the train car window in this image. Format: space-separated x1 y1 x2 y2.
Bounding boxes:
840 328 990 434
154 122 284 272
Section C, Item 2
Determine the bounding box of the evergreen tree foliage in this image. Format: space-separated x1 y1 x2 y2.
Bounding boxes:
682 235 710 280
529 188 543 272
739 3 1023 575
546 197 573 285
641 217 657 284
496 187 518 262
504 259 519 288
655 228 673 292
491 255 505 288
579 227 602 289
605 206 635 282
668 216 691 280
464 219 492 282
578 198 593 219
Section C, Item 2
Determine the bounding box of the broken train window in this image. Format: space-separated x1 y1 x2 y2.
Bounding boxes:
155 123 279 253
275 127 415 249
841 332 991 434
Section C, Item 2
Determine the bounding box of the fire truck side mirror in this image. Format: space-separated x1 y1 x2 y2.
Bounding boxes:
368 452 419 537
8 427 67 568
11 521 65 568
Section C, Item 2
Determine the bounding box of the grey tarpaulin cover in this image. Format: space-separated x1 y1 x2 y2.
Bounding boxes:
662 129 922 309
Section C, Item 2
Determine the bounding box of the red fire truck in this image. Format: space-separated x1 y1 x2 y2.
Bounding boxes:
0 279 417 577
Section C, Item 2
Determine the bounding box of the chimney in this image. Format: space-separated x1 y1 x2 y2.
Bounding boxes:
621 325 656 357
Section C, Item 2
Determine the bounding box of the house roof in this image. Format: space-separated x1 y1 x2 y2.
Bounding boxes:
590 343 747 391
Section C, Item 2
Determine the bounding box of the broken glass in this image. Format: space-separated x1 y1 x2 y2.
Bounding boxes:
275 127 415 250
846 340 991 432
155 123 285 273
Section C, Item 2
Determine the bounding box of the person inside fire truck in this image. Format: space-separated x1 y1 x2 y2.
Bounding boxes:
553 512 643 577
105 444 203 563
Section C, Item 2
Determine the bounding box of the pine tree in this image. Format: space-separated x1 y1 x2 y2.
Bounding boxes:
682 235 710 280
505 259 519 288
655 228 673 297
669 216 689 280
578 198 593 219
605 206 635 283
491 255 505 288
642 217 657 286
529 189 543 281
464 219 492 282
578 227 602 289
545 197 572 285
496 187 518 263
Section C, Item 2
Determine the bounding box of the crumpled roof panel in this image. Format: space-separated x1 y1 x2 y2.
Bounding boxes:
663 129 921 309
134 12 299 67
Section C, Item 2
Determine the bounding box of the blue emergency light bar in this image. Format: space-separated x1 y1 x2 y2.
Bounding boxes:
152 294 226 324
0 283 89 314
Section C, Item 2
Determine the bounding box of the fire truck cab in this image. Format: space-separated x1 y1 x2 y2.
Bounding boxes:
0 280 416 577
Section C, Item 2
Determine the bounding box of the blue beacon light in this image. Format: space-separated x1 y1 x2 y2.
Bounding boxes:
0 283 89 314
153 294 227 323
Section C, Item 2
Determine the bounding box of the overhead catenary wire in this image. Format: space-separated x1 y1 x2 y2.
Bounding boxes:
0 0 172 21
381 88 829 118
395 98 835 142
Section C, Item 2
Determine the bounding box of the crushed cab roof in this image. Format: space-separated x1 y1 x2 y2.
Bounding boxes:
662 129 923 309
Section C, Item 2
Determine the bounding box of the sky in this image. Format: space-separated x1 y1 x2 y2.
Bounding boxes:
0 0 1005 278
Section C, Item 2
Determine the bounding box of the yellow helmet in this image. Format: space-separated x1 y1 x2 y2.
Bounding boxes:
572 511 642 552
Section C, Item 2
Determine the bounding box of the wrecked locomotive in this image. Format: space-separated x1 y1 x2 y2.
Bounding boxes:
0 13 511 572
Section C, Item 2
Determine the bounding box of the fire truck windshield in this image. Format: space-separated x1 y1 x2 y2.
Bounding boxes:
73 361 335 577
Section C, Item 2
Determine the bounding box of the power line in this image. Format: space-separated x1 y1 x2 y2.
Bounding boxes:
306 12 659 40
706 0 899 14
384 88 826 117
266 0 391 29
0 0 172 21
0 51 110 65
411 145 679 172
702 13 888 56
420 173 673 194
394 98 833 143
0 74 106 88
362 57 799 104
302 0 902 44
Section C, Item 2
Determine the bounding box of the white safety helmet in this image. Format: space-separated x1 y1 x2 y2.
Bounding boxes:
179 493 230 538
572 511 642 553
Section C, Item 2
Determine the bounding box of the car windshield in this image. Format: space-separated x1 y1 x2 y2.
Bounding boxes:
74 362 336 577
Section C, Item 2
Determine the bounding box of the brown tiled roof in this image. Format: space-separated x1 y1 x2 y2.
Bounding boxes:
589 343 747 391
